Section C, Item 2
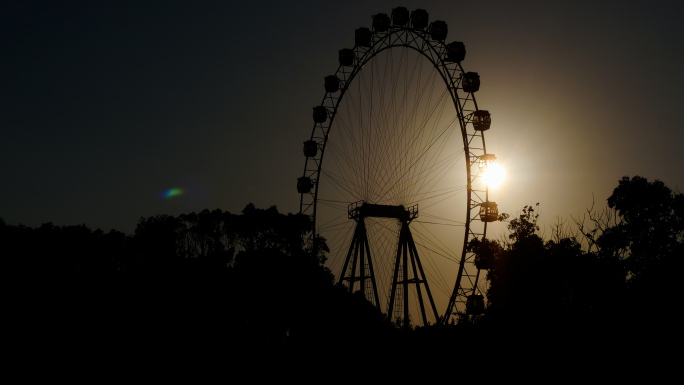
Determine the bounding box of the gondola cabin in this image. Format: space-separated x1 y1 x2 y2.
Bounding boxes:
324 75 340 93
339 48 355 66
479 153 497 169
466 294 485 315
479 201 499 222
392 7 409 26
355 28 371 47
446 41 466 63
411 9 428 29
297 177 313 194
462 72 480 93
474 252 493 270
313 106 328 123
430 21 448 41
303 140 318 158
373 13 390 32
473 110 491 131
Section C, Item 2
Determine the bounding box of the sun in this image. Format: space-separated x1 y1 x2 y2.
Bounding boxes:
483 163 505 188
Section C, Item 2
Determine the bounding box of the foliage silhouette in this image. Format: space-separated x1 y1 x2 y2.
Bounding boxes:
3 204 393 352
580 176 683 329
482 176 681 335
5 175 680 353
481 202 629 330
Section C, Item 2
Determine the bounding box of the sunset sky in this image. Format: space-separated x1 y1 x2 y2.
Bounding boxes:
3 0 683 241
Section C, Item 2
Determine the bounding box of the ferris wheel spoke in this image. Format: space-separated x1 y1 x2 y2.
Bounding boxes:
299 8 498 326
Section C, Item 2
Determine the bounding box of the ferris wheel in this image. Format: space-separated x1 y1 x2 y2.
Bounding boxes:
297 7 499 326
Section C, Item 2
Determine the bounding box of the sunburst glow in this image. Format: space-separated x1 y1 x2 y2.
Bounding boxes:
483 163 505 188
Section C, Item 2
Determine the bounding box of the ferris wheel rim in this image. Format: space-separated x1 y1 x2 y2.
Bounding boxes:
298 9 495 324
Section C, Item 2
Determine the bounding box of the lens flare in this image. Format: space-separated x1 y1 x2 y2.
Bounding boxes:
162 188 184 199
483 163 505 188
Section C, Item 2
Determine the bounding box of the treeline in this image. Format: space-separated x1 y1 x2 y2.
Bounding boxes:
4 204 394 354
476 175 683 335
4 175 681 357
5 204 314 275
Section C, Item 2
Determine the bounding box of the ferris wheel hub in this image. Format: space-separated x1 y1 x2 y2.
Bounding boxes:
348 201 418 221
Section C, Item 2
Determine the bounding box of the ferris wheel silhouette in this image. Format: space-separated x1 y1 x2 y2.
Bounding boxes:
298 7 499 326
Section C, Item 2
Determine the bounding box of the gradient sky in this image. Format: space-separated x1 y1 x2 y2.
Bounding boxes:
2 0 683 238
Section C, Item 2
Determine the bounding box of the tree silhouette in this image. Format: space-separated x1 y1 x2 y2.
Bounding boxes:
483 203 628 329
125 204 390 348
482 176 681 337
599 176 682 327
11 175 678 353
607 176 683 277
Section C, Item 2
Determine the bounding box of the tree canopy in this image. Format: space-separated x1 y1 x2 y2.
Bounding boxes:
3 204 394 351
4 175 681 355
481 176 681 332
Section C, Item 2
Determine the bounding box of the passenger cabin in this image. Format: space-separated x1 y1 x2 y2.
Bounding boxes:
430 21 448 41
373 13 390 32
446 41 466 63
479 153 497 169
324 75 340 93
355 28 371 47
480 201 499 222
339 49 355 66
313 106 328 123
297 177 313 194
303 140 318 158
466 295 485 315
474 252 493 270
392 7 409 26
472 110 491 131
462 72 480 93
411 9 428 29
